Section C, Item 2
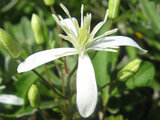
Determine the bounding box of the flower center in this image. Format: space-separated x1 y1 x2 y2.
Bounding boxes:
74 13 94 54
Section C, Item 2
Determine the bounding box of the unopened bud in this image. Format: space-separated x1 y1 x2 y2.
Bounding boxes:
0 28 21 58
31 14 44 45
108 0 121 19
117 59 142 82
28 84 40 108
44 0 55 6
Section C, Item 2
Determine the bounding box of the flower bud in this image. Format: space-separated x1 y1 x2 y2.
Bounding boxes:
117 59 142 82
0 28 21 58
43 0 55 6
28 84 40 108
108 0 121 19
31 14 44 45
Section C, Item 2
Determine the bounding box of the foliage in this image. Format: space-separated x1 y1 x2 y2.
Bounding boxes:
0 0 159 120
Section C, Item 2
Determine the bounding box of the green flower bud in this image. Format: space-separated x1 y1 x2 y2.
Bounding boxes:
31 14 44 45
28 84 40 108
44 0 55 6
108 0 121 19
117 59 142 82
0 28 21 58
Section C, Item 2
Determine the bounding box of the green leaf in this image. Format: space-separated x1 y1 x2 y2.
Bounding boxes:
126 61 155 89
104 115 123 120
126 47 137 59
0 100 57 118
13 71 38 98
92 51 118 106
5 57 18 75
140 0 160 32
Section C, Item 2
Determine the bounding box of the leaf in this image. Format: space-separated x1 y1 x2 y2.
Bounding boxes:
5 57 18 75
126 61 155 89
104 115 123 120
126 47 137 59
13 71 38 98
92 20 119 107
92 51 118 106
140 0 160 32
0 100 57 118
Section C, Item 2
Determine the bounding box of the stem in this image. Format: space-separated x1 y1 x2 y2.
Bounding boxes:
18 57 67 99
98 80 116 91
53 61 65 95
37 108 47 120
43 64 52 85
91 51 97 60
67 62 78 95
50 6 69 75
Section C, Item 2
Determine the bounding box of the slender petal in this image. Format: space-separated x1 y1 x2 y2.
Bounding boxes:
0 94 24 105
90 9 108 36
81 4 84 27
60 18 78 37
76 55 97 118
60 4 72 18
17 48 77 73
88 36 147 53
93 28 118 41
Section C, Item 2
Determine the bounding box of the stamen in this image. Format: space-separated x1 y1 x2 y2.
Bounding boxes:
60 4 72 18
52 14 61 25
90 9 109 36
81 4 84 28
93 28 118 40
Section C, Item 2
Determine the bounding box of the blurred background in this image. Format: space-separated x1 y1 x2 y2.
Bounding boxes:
0 0 160 120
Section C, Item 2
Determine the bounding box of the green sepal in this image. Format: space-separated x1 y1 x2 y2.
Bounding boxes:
31 14 44 45
28 84 40 108
108 0 121 19
43 0 55 6
117 59 142 82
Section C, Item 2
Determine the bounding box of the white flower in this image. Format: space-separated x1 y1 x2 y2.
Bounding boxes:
17 4 147 118
0 94 24 105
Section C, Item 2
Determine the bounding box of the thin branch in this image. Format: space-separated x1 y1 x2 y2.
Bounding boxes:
67 62 78 95
98 80 116 91
18 57 67 99
50 6 69 75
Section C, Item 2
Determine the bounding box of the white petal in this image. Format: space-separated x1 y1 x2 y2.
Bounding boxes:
0 94 24 105
90 9 108 36
60 18 78 37
60 4 72 18
76 55 97 118
81 4 84 28
93 28 118 41
17 48 77 73
88 36 147 53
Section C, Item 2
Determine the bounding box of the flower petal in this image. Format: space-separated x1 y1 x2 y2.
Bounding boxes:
76 55 97 118
88 36 147 53
81 4 84 27
90 9 108 36
17 48 77 73
60 18 78 37
0 94 24 105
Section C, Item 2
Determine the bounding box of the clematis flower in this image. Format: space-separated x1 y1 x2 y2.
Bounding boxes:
17 4 147 118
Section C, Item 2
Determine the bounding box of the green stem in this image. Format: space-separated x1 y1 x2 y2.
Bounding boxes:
91 51 97 60
98 80 116 91
67 62 78 95
37 108 47 120
50 6 69 76
43 64 52 85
